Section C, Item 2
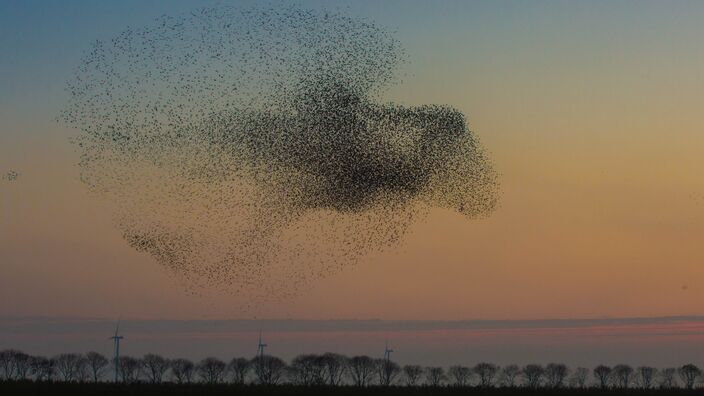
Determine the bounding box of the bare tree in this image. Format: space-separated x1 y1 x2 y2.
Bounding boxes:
228 357 250 385
636 366 657 389
85 352 108 383
0 350 16 380
3 350 19 380
678 364 701 390
118 356 142 383
376 358 400 386
473 362 498 387
170 358 195 384
659 367 677 388
448 365 472 387
75 357 90 382
309 354 327 385
522 364 544 388
321 353 347 386
425 366 445 386
30 356 54 381
11 346 704 392
197 357 226 384
142 354 169 383
499 364 519 387
348 356 375 387
403 365 423 386
12 351 31 380
290 354 324 385
612 364 634 388
545 363 569 388
593 365 612 389
251 354 286 385
288 355 309 385
569 367 589 388
54 353 84 382
0 350 31 380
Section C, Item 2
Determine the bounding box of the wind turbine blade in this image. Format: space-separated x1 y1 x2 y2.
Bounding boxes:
115 315 122 337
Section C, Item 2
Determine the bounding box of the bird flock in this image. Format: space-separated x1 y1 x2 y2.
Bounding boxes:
2 170 20 182
61 6 499 302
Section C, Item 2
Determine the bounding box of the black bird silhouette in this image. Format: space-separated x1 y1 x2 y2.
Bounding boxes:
61 6 499 302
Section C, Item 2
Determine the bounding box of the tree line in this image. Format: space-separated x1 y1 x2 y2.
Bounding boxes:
1 349 703 389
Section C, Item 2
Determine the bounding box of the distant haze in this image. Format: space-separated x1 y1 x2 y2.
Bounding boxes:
2 0 704 351
3 316 704 367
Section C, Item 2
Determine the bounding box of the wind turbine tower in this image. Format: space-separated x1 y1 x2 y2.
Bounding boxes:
384 340 393 362
257 331 267 358
110 323 124 382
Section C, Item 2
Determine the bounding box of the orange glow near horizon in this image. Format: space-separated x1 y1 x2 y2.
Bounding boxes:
2 1 704 325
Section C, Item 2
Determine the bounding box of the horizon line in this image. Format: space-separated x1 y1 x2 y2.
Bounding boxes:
3 314 704 325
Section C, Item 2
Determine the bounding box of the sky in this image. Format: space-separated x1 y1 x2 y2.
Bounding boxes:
1 0 704 361
3 316 704 367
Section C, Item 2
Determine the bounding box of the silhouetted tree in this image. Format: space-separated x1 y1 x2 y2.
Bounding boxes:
288 355 309 385
376 358 400 386
473 362 498 387
290 354 324 385
54 353 84 382
321 353 347 386
348 356 375 387
0 350 16 380
0 350 30 380
612 364 634 388
448 365 472 387
570 367 589 388
85 352 108 383
308 355 326 385
118 356 142 383
545 363 569 387
251 354 286 385
142 354 169 383
29 356 55 381
13 346 704 393
636 366 657 389
659 367 677 388
678 364 701 390
228 357 250 385
499 364 519 387
12 351 31 380
593 365 612 389
425 366 445 386
76 357 91 382
170 358 195 384
522 364 544 388
197 357 226 384
403 365 423 386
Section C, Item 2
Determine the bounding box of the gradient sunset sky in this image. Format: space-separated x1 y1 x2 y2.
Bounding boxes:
1 0 704 326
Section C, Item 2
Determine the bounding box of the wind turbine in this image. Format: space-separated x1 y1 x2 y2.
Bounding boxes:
383 340 393 362
110 322 124 382
257 331 267 358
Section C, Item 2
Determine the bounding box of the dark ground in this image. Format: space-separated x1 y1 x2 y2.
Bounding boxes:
2 382 704 396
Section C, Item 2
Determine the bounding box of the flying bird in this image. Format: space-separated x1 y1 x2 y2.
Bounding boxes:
61 6 499 302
